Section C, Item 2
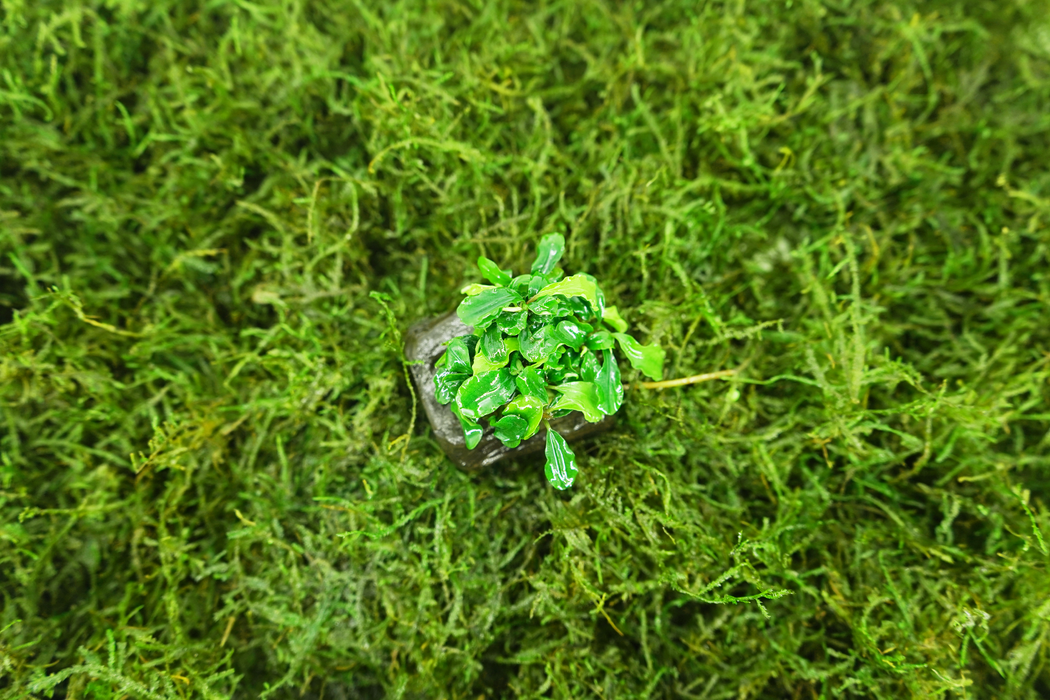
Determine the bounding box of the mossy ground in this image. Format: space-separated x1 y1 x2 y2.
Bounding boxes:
2 1 1050 698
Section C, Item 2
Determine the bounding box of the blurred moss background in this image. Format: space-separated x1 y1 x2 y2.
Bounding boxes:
2 0 1050 697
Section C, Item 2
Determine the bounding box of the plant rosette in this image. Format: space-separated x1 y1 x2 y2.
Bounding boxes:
434 233 664 489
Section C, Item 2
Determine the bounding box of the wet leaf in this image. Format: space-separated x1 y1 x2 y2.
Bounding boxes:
528 273 549 297
585 329 615 350
514 366 548 402
613 332 665 380
531 274 600 312
531 232 565 275
519 323 559 363
493 414 528 448
446 235 652 470
457 287 523 328
580 349 600 382
480 323 508 363
504 395 545 439
441 335 475 374
566 296 596 320
451 403 483 449
461 283 495 296
509 274 533 295
543 347 575 384
544 429 578 490
497 309 528 336
596 349 623 414
550 381 603 422
508 352 524 375
553 320 588 351
434 368 470 405
528 295 571 317
478 256 512 286
544 365 570 385
472 351 507 373
455 369 517 421
578 273 606 317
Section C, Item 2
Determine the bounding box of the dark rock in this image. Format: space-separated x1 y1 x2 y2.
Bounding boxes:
404 311 613 472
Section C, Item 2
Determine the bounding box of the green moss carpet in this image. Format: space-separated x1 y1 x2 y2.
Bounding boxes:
1 1 1049 697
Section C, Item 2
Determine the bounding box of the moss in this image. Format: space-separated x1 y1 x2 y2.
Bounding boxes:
1 0 1049 697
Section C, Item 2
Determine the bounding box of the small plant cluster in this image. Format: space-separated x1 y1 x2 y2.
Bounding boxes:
434 233 664 489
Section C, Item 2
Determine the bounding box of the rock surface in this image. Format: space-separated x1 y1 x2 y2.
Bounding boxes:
404 311 613 472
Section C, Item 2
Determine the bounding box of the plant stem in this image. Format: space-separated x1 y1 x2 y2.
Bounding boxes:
627 368 737 390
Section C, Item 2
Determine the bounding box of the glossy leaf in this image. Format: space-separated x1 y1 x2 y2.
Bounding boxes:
602 305 628 333
531 233 565 275
613 332 665 380
434 368 470 405
450 403 483 449
515 366 548 402
472 350 507 373
528 295 571 317
441 335 475 374
580 349 600 382
480 323 508 363
550 381 603 422
585 329 615 350
527 274 549 297
493 414 528 449
543 346 573 384
578 273 606 317
544 429 578 490
553 320 588 351
518 323 559 363
508 352 524 375
478 256 512 286
545 345 575 373
504 395 545 439
530 274 600 312
447 235 656 487
566 296 596 320
455 369 517 421
509 274 533 295
497 309 528 336
544 365 571 385
596 349 623 415
564 346 586 372
457 287 522 328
